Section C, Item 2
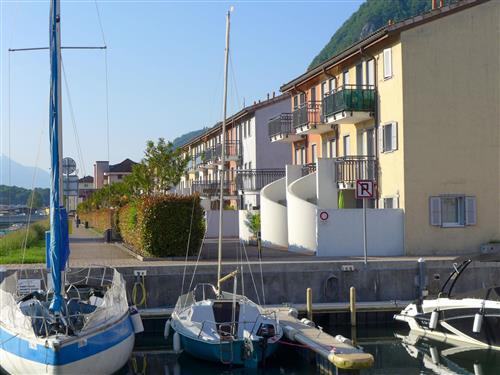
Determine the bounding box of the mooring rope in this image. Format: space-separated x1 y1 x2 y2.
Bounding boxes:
180 196 197 298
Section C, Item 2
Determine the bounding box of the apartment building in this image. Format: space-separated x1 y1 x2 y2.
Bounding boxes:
177 94 291 209
262 0 499 255
93 159 137 189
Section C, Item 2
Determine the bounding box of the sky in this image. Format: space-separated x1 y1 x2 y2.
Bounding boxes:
0 0 362 182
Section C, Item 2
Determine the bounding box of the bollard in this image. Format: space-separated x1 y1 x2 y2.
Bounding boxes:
306 288 313 322
350 286 357 327
418 258 427 299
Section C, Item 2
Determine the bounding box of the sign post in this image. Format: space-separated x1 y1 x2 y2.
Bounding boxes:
356 180 374 265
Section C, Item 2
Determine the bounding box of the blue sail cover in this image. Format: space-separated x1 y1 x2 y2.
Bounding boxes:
48 0 63 314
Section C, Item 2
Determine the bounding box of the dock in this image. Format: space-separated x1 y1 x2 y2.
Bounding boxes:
274 307 374 372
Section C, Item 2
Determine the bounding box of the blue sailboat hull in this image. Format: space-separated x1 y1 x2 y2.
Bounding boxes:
176 329 280 367
0 313 134 374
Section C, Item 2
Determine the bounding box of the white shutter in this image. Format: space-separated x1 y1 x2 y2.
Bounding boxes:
379 126 384 153
391 122 398 151
383 48 392 79
429 196 442 226
465 196 477 225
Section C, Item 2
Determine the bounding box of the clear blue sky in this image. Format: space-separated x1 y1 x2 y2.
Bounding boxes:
0 0 362 180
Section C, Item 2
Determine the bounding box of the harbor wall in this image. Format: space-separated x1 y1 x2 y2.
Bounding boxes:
3 260 500 309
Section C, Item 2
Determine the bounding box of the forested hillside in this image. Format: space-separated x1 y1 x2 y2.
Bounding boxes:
309 0 435 69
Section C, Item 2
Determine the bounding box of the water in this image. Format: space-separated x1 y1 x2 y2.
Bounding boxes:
2 320 500 374
116 320 500 375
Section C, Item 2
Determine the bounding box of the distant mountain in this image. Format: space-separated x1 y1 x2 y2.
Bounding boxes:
0 154 50 189
172 128 208 149
0 185 50 206
308 0 432 69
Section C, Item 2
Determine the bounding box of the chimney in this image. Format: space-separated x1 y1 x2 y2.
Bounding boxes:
273 91 276 98
267 93 270 100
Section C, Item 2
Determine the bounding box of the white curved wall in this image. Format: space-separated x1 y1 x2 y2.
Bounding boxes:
261 177 288 248
287 173 318 253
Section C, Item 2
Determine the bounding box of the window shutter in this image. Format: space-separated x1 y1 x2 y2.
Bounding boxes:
379 126 384 153
391 122 398 151
465 196 477 225
383 48 392 79
429 196 441 226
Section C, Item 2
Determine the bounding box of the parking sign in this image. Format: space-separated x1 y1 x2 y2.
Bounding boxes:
355 180 374 199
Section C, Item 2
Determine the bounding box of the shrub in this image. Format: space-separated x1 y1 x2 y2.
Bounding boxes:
78 209 115 233
0 220 50 252
118 195 204 258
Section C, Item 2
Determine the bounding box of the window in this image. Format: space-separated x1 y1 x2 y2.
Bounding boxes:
299 93 306 106
248 161 252 170
293 95 299 110
356 63 363 85
311 144 317 163
342 70 349 86
295 148 301 165
310 86 316 102
328 139 336 158
383 197 399 209
321 81 328 98
247 120 251 137
366 59 375 86
383 48 392 79
301 147 306 164
329 78 336 92
429 196 476 227
381 122 398 152
343 135 350 156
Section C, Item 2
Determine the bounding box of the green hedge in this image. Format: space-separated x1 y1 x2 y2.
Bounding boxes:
78 209 115 233
118 195 204 258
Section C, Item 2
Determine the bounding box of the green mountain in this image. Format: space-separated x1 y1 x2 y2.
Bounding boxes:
0 185 50 207
172 128 208 149
309 0 434 69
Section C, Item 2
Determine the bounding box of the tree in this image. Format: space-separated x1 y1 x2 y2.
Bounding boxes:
27 190 44 209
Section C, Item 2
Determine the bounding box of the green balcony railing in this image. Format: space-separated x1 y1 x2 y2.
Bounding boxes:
323 85 376 118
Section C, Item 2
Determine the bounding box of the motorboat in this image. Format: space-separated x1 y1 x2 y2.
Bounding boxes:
395 251 500 350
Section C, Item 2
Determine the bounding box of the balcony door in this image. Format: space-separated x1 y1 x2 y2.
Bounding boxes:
356 63 363 86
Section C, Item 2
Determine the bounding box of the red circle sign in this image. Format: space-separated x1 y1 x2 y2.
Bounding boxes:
319 211 329 221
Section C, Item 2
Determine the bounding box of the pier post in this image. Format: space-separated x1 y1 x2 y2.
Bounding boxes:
306 288 313 321
350 286 356 327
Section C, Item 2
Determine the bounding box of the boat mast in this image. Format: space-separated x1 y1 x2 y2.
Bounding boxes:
48 0 64 313
217 8 231 293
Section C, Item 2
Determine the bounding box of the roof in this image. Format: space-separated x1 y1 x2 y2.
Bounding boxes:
281 0 488 92
107 158 137 173
79 175 94 183
179 93 290 150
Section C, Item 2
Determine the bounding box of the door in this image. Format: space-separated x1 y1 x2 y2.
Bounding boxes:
356 63 363 85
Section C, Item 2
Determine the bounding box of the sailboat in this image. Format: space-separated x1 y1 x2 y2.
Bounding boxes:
169 9 283 368
0 1 138 373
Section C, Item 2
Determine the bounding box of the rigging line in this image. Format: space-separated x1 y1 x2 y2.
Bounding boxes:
93 0 107 46
103 48 111 205
228 52 241 110
7 51 12 223
8 46 106 52
187 212 210 298
241 240 261 306
258 242 266 305
21 120 46 266
180 196 197 298
61 57 87 177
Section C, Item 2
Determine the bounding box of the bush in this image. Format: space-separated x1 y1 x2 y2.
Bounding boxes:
118 195 204 258
78 209 115 233
0 220 50 252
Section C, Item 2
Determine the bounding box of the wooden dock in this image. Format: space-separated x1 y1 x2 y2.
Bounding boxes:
273 307 374 372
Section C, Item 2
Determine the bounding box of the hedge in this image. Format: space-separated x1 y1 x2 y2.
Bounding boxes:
118 195 204 258
78 208 115 234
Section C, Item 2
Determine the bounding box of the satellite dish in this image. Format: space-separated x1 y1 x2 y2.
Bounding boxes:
62 157 77 175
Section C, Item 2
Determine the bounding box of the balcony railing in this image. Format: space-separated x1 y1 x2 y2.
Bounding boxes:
323 85 376 118
191 180 237 197
301 163 317 176
334 156 377 184
268 113 293 138
214 140 241 160
292 101 322 129
235 169 286 191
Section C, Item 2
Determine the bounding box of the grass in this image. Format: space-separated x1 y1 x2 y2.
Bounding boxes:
0 220 49 264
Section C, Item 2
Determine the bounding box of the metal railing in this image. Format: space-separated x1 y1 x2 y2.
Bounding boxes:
292 101 322 129
301 163 317 176
334 156 377 183
191 180 237 197
323 85 376 118
268 113 293 138
235 169 286 191
213 140 241 160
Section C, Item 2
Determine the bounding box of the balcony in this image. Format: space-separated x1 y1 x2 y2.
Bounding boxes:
301 163 317 176
334 156 377 189
235 169 286 192
292 101 333 135
323 85 376 124
268 113 302 143
191 180 237 198
213 140 241 162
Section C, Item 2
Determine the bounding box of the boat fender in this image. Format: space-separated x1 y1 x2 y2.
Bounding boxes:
288 307 298 319
173 332 182 353
429 310 439 330
429 346 440 364
300 318 315 328
129 305 144 334
473 312 484 333
164 319 171 340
